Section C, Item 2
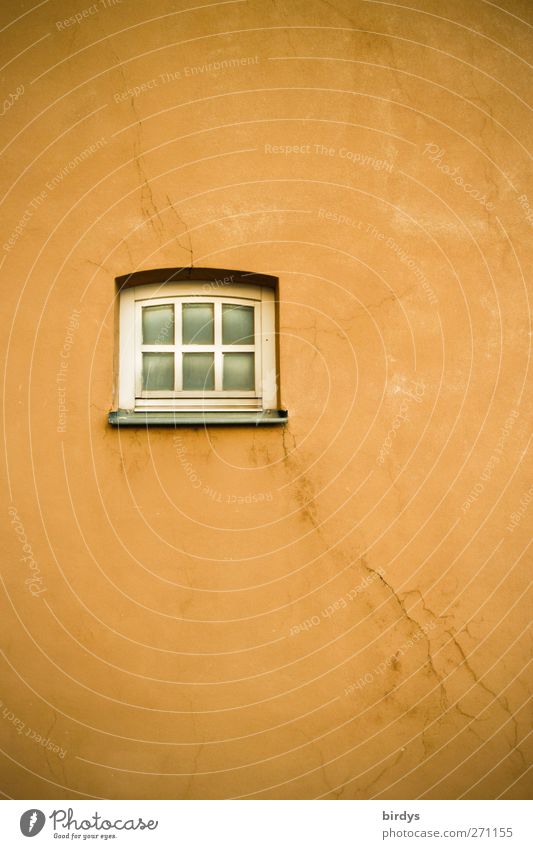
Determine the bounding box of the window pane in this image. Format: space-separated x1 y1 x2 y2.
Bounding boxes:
222 304 254 345
223 353 255 390
183 353 214 390
142 353 174 390
142 304 174 344
182 303 214 344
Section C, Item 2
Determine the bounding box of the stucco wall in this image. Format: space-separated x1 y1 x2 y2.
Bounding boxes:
1 0 531 799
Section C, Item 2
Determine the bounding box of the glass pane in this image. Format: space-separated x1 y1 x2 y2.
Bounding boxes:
223 353 255 391
183 353 214 390
182 303 214 344
142 304 174 344
142 353 174 390
222 304 254 344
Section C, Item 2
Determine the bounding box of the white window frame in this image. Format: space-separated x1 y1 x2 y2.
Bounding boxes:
118 282 277 412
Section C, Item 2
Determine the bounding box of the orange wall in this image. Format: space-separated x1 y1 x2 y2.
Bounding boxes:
1 0 531 799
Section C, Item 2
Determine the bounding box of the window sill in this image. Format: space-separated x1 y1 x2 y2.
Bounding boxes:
108 409 288 427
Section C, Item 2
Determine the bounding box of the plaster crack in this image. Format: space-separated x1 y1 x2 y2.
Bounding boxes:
43 711 60 780
361 561 448 709
166 194 194 266
362 749 404 794
445 629 524 759
366 283 417 313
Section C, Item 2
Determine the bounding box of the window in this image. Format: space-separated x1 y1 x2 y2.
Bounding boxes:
110 269 287 425
138 297 259 401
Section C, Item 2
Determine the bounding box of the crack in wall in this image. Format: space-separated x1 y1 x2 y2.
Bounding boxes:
362 749 404 795
444 628 526 765
165 194 194 266
109 41 166 245
281 426 324 538
360 560 449 714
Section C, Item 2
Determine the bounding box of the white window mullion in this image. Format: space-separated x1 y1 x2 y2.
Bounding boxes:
134 300 143 399
260 288 276 408
180 345 216 353
141 344 175 352
254 302 261 397
176 299 182 391
214 300 222 391
219 345 255 353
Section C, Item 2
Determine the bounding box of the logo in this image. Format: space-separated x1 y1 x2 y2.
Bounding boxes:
20 810 45 837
